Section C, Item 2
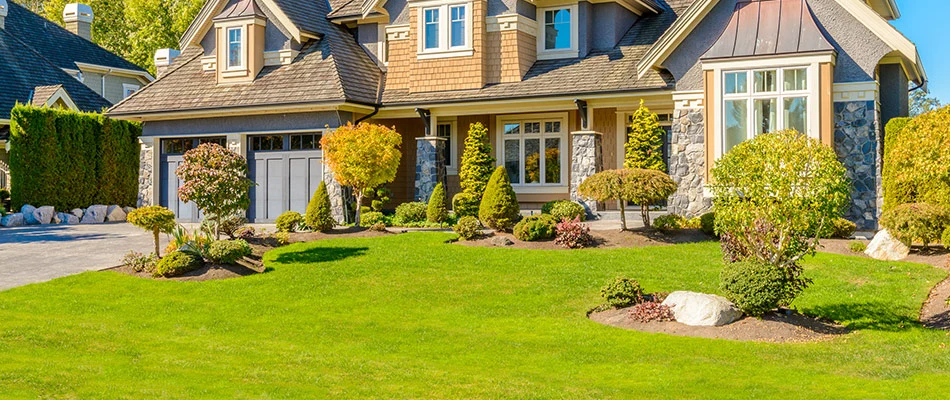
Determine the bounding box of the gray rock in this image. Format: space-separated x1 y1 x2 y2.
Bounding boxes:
80 205 108 224
1 213 25 227
21 205 38 224
56 212 79 224
123 206 136 214
33 206 55 224
490 236 514 246
662 291 742 326
106 205 127 222
71 208 84 218
865 229 909 261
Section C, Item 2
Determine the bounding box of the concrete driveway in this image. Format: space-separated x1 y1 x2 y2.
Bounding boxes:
0 223 168 291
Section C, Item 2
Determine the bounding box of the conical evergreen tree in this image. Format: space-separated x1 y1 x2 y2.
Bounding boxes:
305 181 336 232
426 182 448 225
624 100 666 171
478 166 520 231
454 122 496 217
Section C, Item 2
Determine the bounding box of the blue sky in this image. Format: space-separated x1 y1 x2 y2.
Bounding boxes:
891 0 949 104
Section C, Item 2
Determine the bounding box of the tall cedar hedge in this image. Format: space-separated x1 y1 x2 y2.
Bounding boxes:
8 105 141 210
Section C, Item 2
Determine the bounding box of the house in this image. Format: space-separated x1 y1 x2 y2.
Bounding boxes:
0 1 154 187
107 0 925 230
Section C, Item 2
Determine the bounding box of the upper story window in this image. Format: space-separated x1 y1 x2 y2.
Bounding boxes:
122 84 140 99
227 27 244 69
722 67 810 153
537 5 578 60
417 1 473 59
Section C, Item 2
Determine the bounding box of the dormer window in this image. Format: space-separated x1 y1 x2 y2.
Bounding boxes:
537 5 578 60
227 27 244 69
417 1 473 59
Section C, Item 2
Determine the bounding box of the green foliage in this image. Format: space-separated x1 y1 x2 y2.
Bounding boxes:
275 211 304 233
127 205 176 256
849 241 867 253
880 203 950 248
451 192 480 217
359 211 387 228
176 143 253 238
830 218 857 239
458 122 496 198
122 250 157 273
719 261 792 317
943 227 950 249
652 214 699 231
882 106 950 212
273 231 290 246
395 202 427 223
544 200 586 222
426 183 449 224
216 214 248 239
624 100 666 171
513 214 558 241
153 251 202 278
206 240 252 265
305 181 336 232
600 277 644 309
8 105 140 210
479 166 520 231
910 88 942 117
368 187 392 212
711 130 850 268
700 212 716 236
453 216 481 240
577 168 676 229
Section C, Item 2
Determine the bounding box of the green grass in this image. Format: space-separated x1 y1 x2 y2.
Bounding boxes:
0 233 948 398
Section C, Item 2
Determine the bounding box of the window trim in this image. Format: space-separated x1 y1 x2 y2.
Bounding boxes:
416 1 474 59
495 112 569 193
225 26 246 71
721 67 811 153
434 117 458 174
122 83 140 99
536 4 579 60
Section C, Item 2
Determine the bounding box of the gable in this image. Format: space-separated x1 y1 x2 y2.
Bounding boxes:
180 0 312 49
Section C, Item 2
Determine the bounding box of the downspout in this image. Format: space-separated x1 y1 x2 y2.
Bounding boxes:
101 68 114 99
355 69 386 123
354 105 378 123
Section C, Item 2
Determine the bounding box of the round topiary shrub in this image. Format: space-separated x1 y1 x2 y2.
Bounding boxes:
479 166 520 231
700 212 716 236
547 200 586 222
453 216 481 240
880 203 950 248
206 239 252 264
275 211 304 232
359 211 387 227
153 251 202 277
452 192 480 218
719 261 790 317
395 202 427 223
600 277 644 309
513 214 558 241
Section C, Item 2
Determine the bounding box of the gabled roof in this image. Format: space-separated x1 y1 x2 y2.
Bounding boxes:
702 0 834 60
180 0 320 48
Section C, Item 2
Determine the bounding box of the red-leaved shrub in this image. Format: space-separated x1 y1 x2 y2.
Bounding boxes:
555 217 593 249
629 301 675 323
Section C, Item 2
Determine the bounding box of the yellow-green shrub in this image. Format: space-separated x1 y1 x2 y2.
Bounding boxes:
880 203 949 248
883 107 950 212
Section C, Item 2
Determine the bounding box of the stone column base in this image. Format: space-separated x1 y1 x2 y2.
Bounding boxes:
668 108 711 217
137 137 155 207
569 131 602 216
415 136 446 202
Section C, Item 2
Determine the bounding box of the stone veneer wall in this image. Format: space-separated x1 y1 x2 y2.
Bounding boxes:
570 132 602 215
414 137 446 202
668 108 711 217
322 165 346 224
833 100 879 230
137 141 154 207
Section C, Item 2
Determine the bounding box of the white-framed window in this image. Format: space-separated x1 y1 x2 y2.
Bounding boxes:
721 67 810 153
497 114 568 189
436 120 456 170
537 5 578 60
226 27 244 70
122 83 140 99
416 1 473 59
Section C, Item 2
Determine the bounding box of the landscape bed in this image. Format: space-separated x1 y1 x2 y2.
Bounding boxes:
0 232 947 398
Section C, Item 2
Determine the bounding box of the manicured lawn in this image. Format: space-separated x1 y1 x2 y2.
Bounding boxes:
0 233 947 398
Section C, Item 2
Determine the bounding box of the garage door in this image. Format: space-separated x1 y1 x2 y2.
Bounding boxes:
159 137 226 222
247 133 324 223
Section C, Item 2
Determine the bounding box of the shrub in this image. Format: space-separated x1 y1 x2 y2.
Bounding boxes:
513 214 558 241
218 214 248 239
711 130 850 268
122 251 157 273
578 168 676 230
426 183 449 225
359 211 387 227
555 217 593 249
624 100 666 171
848 241 867 253
831 218 857 239
458 122 496 203
883 107 950 212
880 203 950 248
700 212 716 236
273 232 291 246
395 202 427 223
629 302 675 323
235 226 256 239
153 251 202 277
206 239 252 264
369 222 387 232
600 277 644 308
720 260 808 317
452 192 479 218
305 181 336 232
127 206 177 256
479 166 520 231
883 117 913 211
368 187 392 212
453 216 481 240
275 211 304 232
653 214 687 231
176 143 254 239
943 227 950 249
546 200 586 222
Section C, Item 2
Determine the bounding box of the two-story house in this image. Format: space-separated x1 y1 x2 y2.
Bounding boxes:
108 0 926 230
0 1 153 187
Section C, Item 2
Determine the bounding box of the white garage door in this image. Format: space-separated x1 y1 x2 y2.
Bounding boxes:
247 133 324 223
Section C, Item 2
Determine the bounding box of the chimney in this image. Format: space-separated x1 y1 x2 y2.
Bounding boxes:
154 48 181 78
0 0 8 30
63 3 94 41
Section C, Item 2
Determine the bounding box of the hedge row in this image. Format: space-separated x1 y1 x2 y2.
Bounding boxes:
8 105 141 210
882 106 950 213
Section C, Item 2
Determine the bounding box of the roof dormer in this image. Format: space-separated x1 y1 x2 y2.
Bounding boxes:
213 0 267 84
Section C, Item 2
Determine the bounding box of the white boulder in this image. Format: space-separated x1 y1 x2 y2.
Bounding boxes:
106 205 127 222
33 206 55 224
1 213 25 227
864 229 909 261
80 205 108 224
661 291 742 327
21 205 38 224
70 208 84 218
56 212 79 224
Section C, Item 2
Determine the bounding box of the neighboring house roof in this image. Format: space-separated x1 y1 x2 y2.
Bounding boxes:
2 2 146 75
702 0 834 60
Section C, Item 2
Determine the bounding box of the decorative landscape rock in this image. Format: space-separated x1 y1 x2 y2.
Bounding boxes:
864 229 909 261
1 213 25 227
56 212 79 225
70 208 84 218
80 205 108 224
123 206 136 214
33 206 55 225
21 205 38 224
490 236 514 246
661 291 742 327
106 205 127 222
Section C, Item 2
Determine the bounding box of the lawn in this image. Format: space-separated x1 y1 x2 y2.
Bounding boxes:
0 233 948 398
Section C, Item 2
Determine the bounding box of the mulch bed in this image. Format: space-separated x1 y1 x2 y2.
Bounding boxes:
456 228 713 250
108 263 260 282
589 306 848 343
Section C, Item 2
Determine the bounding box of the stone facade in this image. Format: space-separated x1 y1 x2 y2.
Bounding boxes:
834 100 879 230
137 141 154 207
415 137 446 202
668 108 711 217
570 131 602 215
322 164 346 224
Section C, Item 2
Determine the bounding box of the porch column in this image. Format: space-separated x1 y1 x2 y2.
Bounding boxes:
569 130 602 216
669 91 712 217
414 136 446 202
137 136 156 207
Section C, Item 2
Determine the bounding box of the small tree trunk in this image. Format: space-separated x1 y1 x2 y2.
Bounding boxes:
153 228 161 257
641 204 650 228
619 200 628 231
354 191 364 227
215 215 221 240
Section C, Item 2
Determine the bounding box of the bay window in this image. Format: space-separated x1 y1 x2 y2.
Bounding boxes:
499 116 566 187
722 67 810 152
418 2 472 58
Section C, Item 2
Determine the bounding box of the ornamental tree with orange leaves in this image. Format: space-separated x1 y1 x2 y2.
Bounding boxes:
320 122 402 226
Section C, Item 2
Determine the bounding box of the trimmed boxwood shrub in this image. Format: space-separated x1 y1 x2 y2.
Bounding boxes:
426 183 448 224
8 105 140 210
359 211 387 227
513 214 558 241
700 212 716 236
206 239 252 264
720 261 791 317
880 203 950 248
600 277 644 308
153 251 202 277
395 201 427 223
479 166 520 231
453 216 481 240
275 211 304 232
883 107 950 212
452 192 479 218
544 200 586 222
